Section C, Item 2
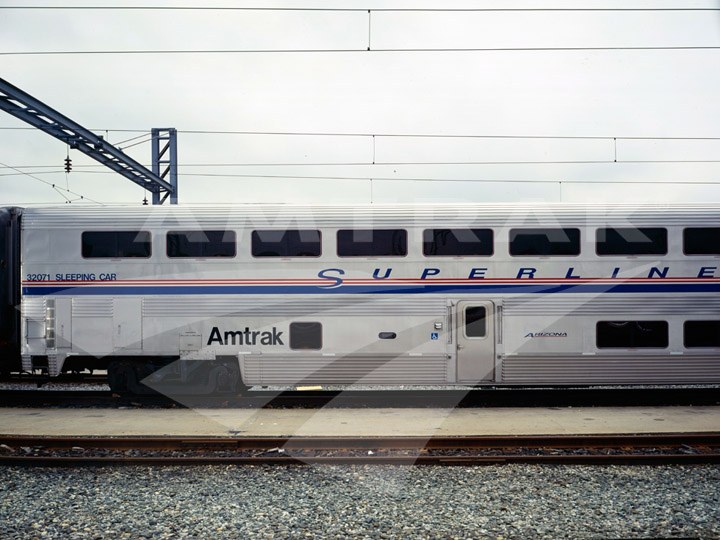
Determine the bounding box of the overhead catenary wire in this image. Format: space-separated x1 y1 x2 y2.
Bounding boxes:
3 5 715 56
113 131 152 147
3 46 719 56
180 174 720 186
1 6 718 12
171 160 720 166
2 127 718 169
177 132 720 141
4 158 720 171
117 136 153 151
5 167 720 186
2 126 720 141
0 161 103 204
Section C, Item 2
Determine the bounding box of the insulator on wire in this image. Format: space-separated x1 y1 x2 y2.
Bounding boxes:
64 157 72 173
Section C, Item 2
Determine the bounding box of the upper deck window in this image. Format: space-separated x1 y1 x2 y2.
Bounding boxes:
683 228 720 255
167 231 236 258
423 228 493 256
509 228 580 256
252 230 321 257
596 228 667 256
684 321 720 348
337 229 407 257
82 231 151 258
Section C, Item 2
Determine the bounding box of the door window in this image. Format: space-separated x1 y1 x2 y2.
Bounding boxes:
465 306 487 338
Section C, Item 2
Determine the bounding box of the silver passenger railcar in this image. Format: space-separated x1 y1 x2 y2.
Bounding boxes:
5 203 720 393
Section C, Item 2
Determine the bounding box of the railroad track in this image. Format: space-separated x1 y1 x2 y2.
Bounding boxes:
1 386 719 408
1 434 719 465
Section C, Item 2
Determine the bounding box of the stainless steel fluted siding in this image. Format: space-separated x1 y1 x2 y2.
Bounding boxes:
21 203 720 229
243 354 448 384
502 356 720 383
143 297 447 317
72 298 113 317
22 297 46 319
504 296 720 316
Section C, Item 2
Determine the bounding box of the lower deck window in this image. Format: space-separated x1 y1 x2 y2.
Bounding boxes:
290 322 322 350
684 321 720 348
596 321 668 348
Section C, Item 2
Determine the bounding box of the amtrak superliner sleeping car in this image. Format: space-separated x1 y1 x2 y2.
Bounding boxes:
1 204 719 394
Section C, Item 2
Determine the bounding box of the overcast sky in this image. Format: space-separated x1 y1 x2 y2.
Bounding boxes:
1 0 719 206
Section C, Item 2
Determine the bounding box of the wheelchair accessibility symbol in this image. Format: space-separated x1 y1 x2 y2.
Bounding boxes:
430 332 439 340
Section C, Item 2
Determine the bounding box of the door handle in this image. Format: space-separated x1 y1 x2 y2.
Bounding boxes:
457 345 464 350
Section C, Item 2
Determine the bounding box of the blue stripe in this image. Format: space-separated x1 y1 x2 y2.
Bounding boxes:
22 282 720 296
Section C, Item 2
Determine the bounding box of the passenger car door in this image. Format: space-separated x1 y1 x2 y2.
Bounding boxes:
456 301 495 382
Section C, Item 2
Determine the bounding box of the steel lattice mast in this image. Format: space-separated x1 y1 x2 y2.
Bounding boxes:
0 77 177 204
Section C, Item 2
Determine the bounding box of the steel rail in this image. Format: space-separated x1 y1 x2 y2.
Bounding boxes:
2 455 719 466
1 434 719 466
4 433 720 449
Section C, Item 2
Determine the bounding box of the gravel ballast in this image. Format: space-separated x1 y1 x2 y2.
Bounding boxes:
1 464 719 539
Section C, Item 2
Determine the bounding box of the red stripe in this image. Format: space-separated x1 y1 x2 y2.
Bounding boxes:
22 277 720 286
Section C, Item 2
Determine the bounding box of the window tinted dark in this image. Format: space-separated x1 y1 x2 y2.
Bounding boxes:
252 230 321 257
82 231 151 258
596 321 668 348
337 229 407 257
423 228 493 256
683 228 720 255
290 322 322 350
465 306 487 338
509 228 580 256
596 228 667 255
684 321 720 348
167 231 236 258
